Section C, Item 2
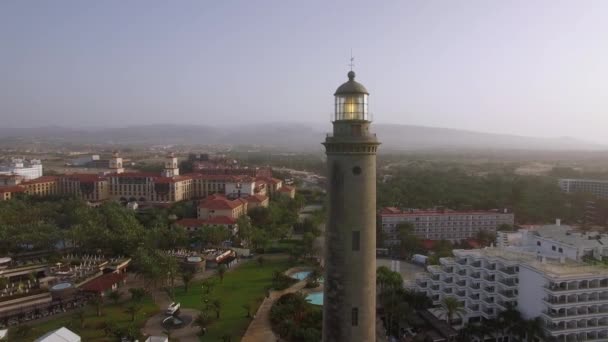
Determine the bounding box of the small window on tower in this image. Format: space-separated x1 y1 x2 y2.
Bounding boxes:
352 307 359 326
352 166 362 175
352 231 360 251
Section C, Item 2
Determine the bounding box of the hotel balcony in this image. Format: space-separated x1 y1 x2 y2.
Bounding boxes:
455 280 467 287
428 265 442 275
545 279 608 294
498 278 517 288
496 299 516 310
481 307 496 319
466 304 480 312
497 290 517 299
498 267 518 277
482 296 496 306
483 274 496 282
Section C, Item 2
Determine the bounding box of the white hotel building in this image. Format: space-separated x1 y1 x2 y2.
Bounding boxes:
379 207 514 244
0 158 43 180
559 178 608 199
408 229 608 341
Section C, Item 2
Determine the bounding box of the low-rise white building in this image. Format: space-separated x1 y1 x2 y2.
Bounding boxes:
379 207 514 244
496 222 608 261
0 158 43 180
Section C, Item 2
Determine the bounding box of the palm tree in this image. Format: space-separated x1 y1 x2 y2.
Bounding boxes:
101 319 117 337
128 287 146 303
125 303 141 322
211 299 222 318
440 296 465 325
193 313 211 336
108 290 122 305
73 309 86 328
89 295 103 317
517 317 546 342
217 264 227 283
182 271 194 292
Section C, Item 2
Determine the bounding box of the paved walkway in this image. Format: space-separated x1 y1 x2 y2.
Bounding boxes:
241 278 310 342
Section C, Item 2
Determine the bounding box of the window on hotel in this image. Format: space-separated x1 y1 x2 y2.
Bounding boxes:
352 231 360 251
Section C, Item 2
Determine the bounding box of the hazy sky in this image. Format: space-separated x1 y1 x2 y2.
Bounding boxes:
2 1 608 142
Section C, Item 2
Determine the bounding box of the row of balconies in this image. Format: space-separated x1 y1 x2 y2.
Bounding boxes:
545 279 608 293
543 308 608 321
545 293 608 307
546 318 608 332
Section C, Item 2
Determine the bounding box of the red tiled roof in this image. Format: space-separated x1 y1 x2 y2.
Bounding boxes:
109 172 158 178
0 185 25 193
81 272 126 293
62 173 107 182
245 194 268 203
21 176 58 185
175 216 236 227
379 207 510 216
199 194 243 210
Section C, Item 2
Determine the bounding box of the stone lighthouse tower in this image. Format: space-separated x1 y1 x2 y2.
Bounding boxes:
322 70 379 342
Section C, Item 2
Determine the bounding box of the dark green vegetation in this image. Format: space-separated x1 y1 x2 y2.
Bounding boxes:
270 292 322 342
377 266 433 337
174 257 292 341
8 295 158 341
457 304 545 342
378 164 608 225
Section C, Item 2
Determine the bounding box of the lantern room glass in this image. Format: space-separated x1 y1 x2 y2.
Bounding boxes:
335 94 368 121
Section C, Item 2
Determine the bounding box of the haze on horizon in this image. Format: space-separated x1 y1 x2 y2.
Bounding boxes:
1 1 608 143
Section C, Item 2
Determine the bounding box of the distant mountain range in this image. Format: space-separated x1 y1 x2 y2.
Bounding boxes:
0 124 603 152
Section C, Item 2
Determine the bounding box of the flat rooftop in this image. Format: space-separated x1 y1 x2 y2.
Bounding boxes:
453 247 608 279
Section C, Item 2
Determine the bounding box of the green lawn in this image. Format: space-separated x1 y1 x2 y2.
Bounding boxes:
173 256 291 341
9 297 159 342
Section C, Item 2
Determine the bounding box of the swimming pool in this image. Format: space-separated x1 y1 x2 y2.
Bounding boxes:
290 271 312 280
306 292 323 305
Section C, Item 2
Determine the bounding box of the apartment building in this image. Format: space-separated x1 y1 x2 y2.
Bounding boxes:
559 178 608 199
0 158 43 180
379 207 514 244
408 247 608 341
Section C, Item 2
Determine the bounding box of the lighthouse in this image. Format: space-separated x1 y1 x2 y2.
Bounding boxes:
322 70 380 342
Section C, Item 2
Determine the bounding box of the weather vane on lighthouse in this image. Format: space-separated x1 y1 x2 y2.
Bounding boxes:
349 49 355 71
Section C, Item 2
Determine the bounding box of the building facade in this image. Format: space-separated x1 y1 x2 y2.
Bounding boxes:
408 247 608 341
559 178 608 199
0 158 43 180
0 153 291 206
322 71 379 342
379 207 514 244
